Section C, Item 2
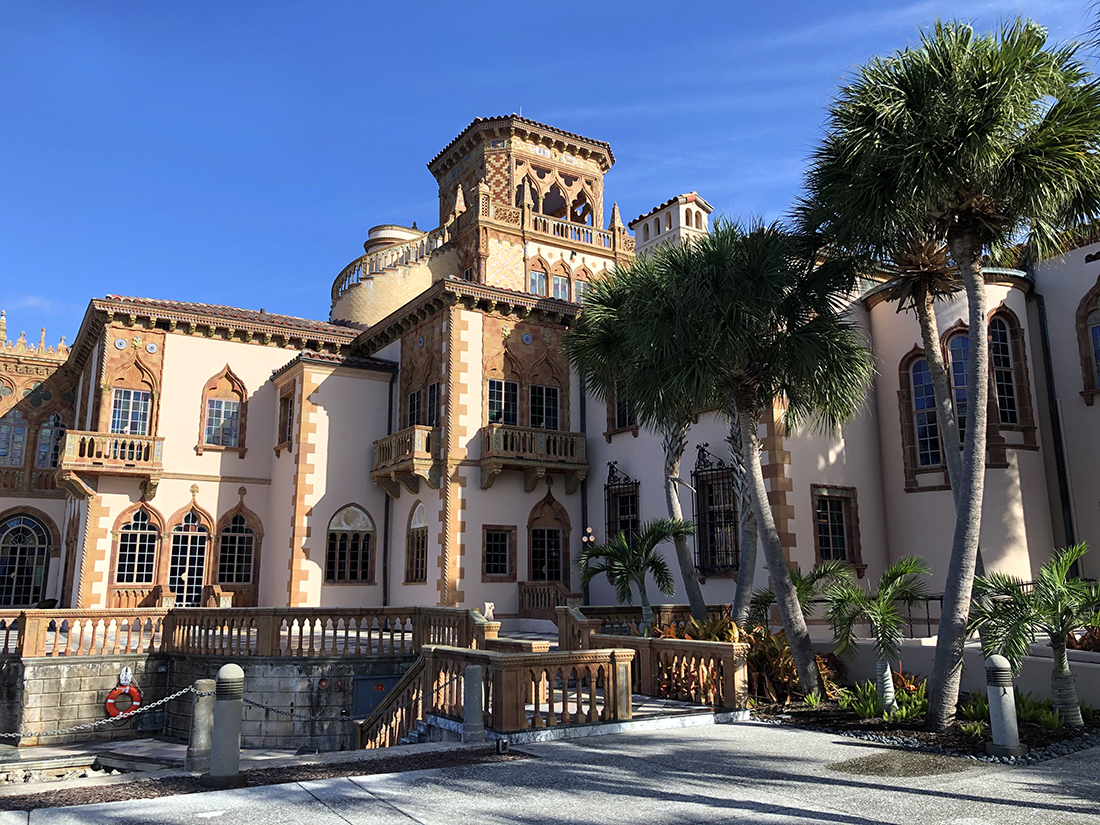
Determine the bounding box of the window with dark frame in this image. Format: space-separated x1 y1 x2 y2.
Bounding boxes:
530 385 559 430
815 497 848 562
605 462 640 550
691 446 738 575
530 527 562 581
278 393 294 446
217 514 254 584
552 274 570 301
426 382 440 427
0 514 51 606
407 390 422 429
948 334 969 441
484 530 510 577
613 385 637 431
911 359 941 467
326 529 371 583
406 528 427 583
529 267 548 297
989 318 1018 425
488 379 518 426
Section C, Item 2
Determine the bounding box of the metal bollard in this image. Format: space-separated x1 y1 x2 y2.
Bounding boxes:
985 654 1028 758
462 665 485 744
202 664 246 788
184 678 216 773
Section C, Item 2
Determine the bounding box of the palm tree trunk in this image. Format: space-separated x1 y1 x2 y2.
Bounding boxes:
663 423 708 622
928 230 990 731
637 579 654 631
876 656 897 714
739 408 823 697
915 284 987 579
728 404 759 626
915 284 963 495
1050 639 1084 727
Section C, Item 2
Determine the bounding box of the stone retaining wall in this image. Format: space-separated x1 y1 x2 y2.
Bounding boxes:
11 653 415 751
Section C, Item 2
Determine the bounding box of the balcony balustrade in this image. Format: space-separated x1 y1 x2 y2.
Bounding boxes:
479 424 587 492
371 425 441 498
56 431 164 498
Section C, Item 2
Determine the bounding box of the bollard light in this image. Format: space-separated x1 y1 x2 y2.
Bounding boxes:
985 654 1028 758
202 663 247 788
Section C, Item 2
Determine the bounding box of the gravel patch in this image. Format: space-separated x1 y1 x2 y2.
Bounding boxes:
0 746 533 812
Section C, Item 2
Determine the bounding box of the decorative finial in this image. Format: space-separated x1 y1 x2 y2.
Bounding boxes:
609 202 624 230
411 221 418 231
189 483 200 497
452 185 466 216
0 311 6 344
37 328 46 352
238 486 247 498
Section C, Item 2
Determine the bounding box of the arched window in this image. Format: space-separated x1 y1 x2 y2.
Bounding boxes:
326 505 374 584
169 511 208 607
696 210 704 229
989 317 1018 425
197 365 247 455
1088 309 1100 389
911 359 942 467
569 191 593 226
0 410 28 468
529 261 549 297
116 509 159 585
541 184 567 219
0 513 51 606
35 413 66 469
948 334 969 441
406 503 428 584
653 218 660 237
528 488 571 584
642 224 650 242
665 212 672 231
218 514 255 584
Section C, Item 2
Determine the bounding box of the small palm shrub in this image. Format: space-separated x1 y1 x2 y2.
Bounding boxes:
959 692 990 722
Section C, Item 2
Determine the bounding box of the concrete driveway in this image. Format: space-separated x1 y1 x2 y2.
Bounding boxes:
3 721 1098 824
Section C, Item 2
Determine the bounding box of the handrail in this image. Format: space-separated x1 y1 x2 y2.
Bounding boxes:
518 581 580 622
481 425 587 464
355 658 425 749
372 425 441 472
331 227 447 305
11 606 496 659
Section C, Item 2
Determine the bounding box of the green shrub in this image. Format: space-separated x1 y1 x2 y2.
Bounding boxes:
804 691 823 709
1081 703 1095 722
960 720 984 738
959 692 990 722
849 681 884 719
1016 691 1053 724
1040 709 1064 730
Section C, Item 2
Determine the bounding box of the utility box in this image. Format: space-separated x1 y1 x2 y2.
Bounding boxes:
352 675 401 717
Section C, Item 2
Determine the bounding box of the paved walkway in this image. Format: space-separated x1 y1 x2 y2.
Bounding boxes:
2 722 1098 823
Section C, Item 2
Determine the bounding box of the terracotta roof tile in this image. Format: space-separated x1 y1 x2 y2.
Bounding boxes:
428 115 614 170
99 295 360 340
271 349 397 380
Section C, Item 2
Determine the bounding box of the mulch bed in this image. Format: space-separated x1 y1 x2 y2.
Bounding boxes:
753 700 1100 755
0 746 533 812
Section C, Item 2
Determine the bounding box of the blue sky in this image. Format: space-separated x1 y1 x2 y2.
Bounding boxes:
0 1 1091 342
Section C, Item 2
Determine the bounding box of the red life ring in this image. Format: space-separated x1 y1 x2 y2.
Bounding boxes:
105 684 142 718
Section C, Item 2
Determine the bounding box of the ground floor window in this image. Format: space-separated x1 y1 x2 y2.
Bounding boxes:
530 527 562 581
0 514 51 606
406 503 428 583
218 514 254 584
692 447 738 575
810 485 863 570
116 509 158 584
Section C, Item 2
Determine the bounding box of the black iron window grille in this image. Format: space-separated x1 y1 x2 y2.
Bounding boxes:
691 444 739 575
604 461 640 550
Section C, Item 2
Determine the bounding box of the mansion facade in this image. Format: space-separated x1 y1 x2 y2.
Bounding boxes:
1 115 1098 619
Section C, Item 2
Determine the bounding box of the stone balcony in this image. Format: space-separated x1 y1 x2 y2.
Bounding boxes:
56 431 165 499
479 424 587 492
371 425 441 498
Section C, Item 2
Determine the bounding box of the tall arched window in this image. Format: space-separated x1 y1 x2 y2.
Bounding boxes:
989 317 1018 425
197 365 247 455
948 334 969 441
35 413 66 469
528 488 571 584
116 509 159 585
326 505 374 583
911 359 942 467
218 514 255 584
406 503 428 584
665 212 672 231
0 410 28 468
642 224 650 242
0 513 51 606
653 218 660 237
169 511 208 607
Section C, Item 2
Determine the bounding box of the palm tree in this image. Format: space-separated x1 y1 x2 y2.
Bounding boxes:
801 19 1100 728
968 544 1100 727
577 518 693 629
746 560 852 630
567 249 713 623
827 556 932 713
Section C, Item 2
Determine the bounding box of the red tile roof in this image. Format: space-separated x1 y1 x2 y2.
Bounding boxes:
98 295 361 341
428 115 615 170
271 349 396 379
